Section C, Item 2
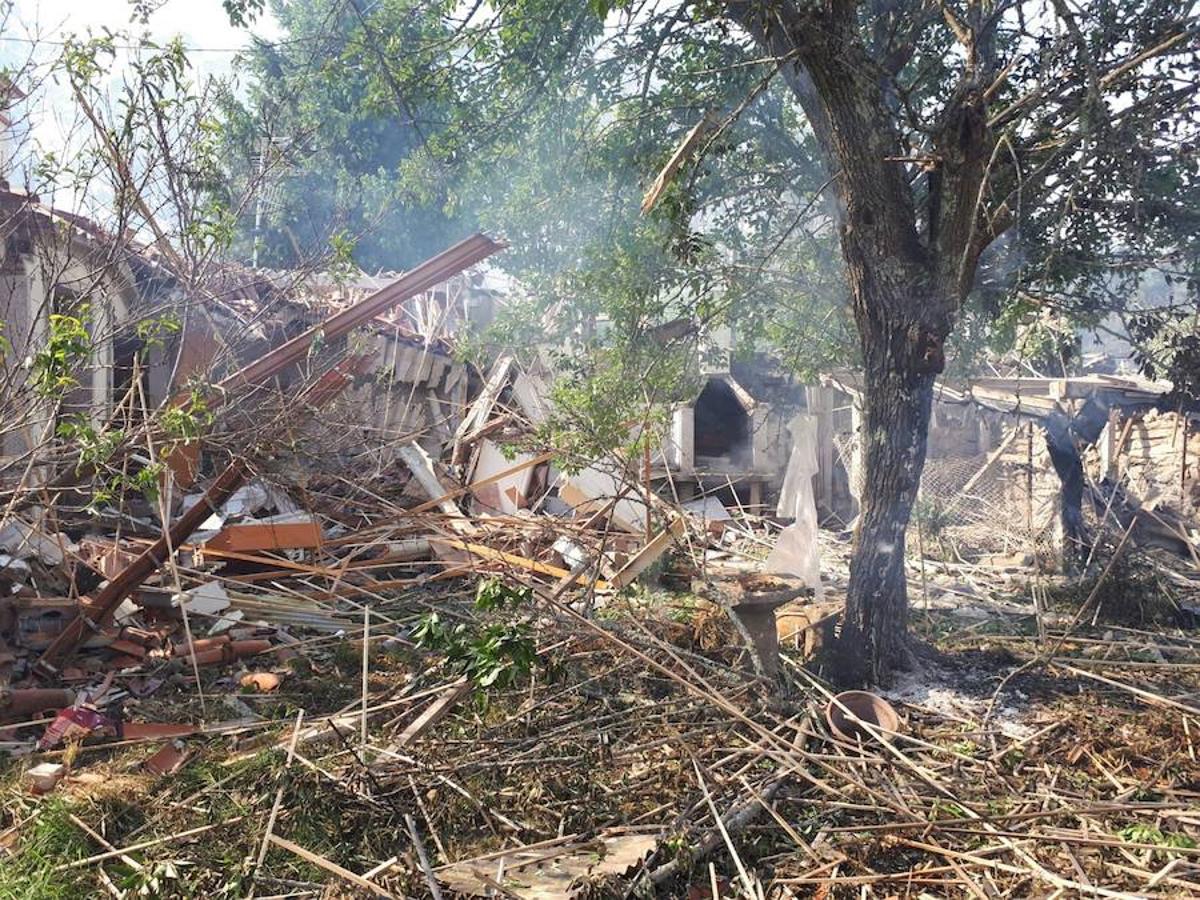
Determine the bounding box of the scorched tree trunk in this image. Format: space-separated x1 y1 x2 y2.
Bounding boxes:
836 283 946 686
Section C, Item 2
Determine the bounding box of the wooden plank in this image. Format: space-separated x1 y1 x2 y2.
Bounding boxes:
642 112 717 213
205 520 322 553
398 443 474 538
393 679 470 749
454 354 514 445
429 538 612 590
266 834 394 897
610 517 686 589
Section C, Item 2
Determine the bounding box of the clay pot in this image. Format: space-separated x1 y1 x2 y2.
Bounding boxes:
825 690 901 744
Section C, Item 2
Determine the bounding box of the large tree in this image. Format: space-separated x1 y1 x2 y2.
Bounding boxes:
715 0 1198 681
225 0 1200 682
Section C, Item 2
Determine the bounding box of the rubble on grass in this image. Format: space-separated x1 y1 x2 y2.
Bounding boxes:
1 235 1199 897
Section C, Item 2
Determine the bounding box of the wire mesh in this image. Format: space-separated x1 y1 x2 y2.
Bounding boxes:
834 423 1062 566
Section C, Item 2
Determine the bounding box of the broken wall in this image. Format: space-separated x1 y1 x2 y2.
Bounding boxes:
0 195 137 463
1089 409 1200 519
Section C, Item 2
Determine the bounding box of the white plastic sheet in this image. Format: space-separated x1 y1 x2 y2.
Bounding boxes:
765 413 823 601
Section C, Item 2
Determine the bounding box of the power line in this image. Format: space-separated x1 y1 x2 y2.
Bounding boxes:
0 33 295 54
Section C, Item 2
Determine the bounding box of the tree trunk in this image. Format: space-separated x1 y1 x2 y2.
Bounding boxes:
722 0 984 684
835 290 943 686
1043 411 1088 573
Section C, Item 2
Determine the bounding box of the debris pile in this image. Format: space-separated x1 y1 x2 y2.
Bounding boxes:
1 236 1198 897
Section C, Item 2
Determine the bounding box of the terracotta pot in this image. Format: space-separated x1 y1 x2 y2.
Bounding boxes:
825 690 901 743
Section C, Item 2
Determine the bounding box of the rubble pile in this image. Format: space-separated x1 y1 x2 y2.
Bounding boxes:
1 237 1198 897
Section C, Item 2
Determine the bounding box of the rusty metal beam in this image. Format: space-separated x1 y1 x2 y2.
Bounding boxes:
215 233 503 397
34 459 252 678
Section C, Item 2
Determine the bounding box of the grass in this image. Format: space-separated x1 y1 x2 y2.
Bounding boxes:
0 799 93 900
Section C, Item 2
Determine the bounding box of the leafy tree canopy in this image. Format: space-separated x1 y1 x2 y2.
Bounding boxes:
222 0 1199 399
220 0 477 271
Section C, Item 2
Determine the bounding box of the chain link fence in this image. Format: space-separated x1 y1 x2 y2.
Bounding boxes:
834 423 1063 566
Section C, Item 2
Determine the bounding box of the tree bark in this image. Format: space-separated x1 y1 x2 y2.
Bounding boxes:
835 291 942 686
724 0 987 684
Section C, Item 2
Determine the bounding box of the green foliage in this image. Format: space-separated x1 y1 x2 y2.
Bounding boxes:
58 30 236 269
61 34 116 85
134 312 182 351
159 389 214 442
326 229 358 285
184 197 238 256
414 578 540 689
56 415 125 469
131 462 166 503
0 798 92 899
1118 823 1197 853
222 0 266 27
213 0 1200 482
31 310 91 397
475 577 533 611
413 613 539 689
217 0 473 271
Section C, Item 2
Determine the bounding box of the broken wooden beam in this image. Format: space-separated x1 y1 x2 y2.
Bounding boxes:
452 354 515 462
218 235 503 396
204 517 323 553
429 538 612 590
265 834 394 897
610 517 686 590
35 460 252 678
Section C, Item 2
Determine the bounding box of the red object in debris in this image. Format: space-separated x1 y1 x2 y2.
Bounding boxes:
37 706 111 750
1 688 74 722
122 722 198 740
179 639 271 667
35 460 252 677
172 635 231 657
205 520 323 553
108 639 147 659
143 740 190 776
231 639 271 658
186 646 227 666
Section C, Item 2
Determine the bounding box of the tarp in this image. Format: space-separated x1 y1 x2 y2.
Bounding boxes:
765 413 823 601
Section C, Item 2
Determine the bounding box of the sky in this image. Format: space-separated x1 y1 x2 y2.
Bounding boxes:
2 0 281 204
6 0 280 70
